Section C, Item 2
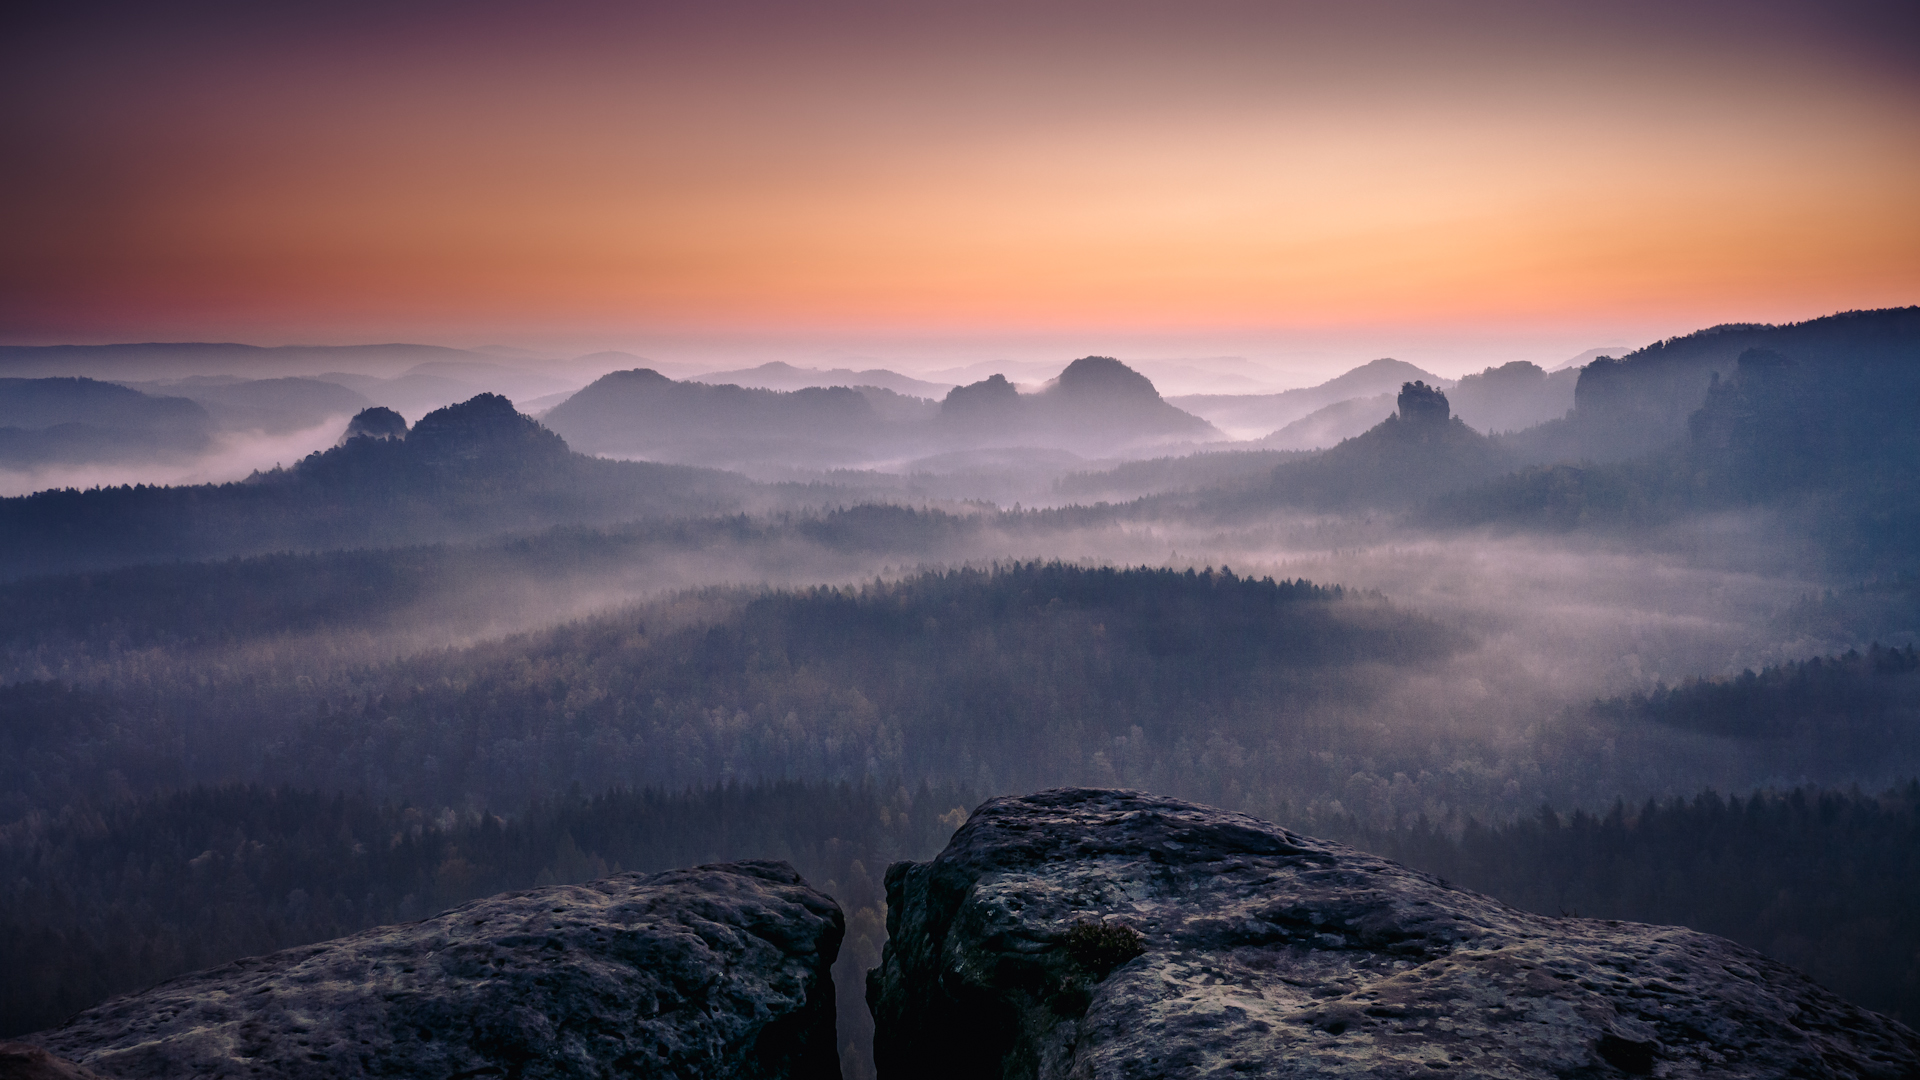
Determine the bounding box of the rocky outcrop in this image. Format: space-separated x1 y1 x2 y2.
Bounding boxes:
868 789 1920 1079
33 861 843 1080
338 405 408 443
402 392 570 470
1395 380 1450 426
0 1043 111 1080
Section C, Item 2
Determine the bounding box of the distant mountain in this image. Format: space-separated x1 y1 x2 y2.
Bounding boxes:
0 394 753 579
923 359 1067 387
1036 356 1219 442
543 369 881 467
936 357 1219 452
1170 358 1446 438
568 352 707 382
307 362 579 422
120 377 371 434
339 406 406 443
853 386 942 425
0 378 214 466
1268 381 1512 509
690 361 952 399
1445 361 1577 435
1506 308 1920 465
544 359 1213 467
1254 393 1395 451
1430 307 1920 573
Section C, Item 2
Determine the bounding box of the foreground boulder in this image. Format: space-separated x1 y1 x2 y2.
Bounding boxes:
33 860 842 1079
869 789 1920 1079
0 1043 110 1080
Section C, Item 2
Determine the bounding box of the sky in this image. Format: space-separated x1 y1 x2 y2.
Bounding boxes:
3 0 1916 379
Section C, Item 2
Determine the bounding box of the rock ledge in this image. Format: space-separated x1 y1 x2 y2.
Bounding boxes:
33 859 843 1079
868 788 1920 1079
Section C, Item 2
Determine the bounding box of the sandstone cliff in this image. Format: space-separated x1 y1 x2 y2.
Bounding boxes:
868 788 1920 1079
31 860 842 1080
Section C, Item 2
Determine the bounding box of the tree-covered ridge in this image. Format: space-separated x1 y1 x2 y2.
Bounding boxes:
1500 305 1920 465
1427 316 1920 574
1592 644 1920 740
0 506 992 659
1346 782 1920 1025
0 394 753 580
0 563 1457 816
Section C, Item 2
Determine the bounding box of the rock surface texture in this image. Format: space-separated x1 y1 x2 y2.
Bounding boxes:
33 860 843 1079
868 789 1920 1079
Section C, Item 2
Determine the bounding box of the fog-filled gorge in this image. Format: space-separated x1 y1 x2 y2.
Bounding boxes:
4 311 1918 1065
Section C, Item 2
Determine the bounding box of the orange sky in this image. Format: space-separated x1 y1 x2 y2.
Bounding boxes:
3 0 1915 374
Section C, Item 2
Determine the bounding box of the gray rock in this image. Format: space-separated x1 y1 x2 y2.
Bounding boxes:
868 789 1920 1079
32 860 842 1079
0 1043 112 1080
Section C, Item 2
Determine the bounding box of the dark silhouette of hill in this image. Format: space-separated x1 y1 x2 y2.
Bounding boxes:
936 373 1025 439
1446 360 1577 435
543 369 880 466
0 378 214 466
122 376 371 435
1268 381 1513 508
1505 307 1920 465
936 357 1217 452
547 359 1214 466
1253 393 1395 450
1171 357 1444 435
0 395 752 579
1035 356 1219 445
1432 309 1920 573
338 406 406 443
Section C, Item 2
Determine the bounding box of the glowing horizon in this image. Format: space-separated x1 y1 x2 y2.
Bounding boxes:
3 0 1915 378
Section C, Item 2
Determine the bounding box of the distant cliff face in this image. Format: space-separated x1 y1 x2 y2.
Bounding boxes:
868 789 1920 1080
1395 379 1450 426
32 861 844 1080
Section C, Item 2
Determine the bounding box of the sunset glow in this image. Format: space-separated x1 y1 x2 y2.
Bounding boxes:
4 0 1915 366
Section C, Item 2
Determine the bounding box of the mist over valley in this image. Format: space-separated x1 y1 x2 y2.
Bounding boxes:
4 308 1918 1070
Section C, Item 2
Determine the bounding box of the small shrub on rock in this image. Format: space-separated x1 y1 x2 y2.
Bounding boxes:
1061 920 1145 978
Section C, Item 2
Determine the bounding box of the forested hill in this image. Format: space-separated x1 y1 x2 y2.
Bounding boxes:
1427 309 1920 574
1265 381 1512 508
0 563 1457 816
543 369 881 457
0 394 754 579
1592 644 1919 741
1342 782 1920 1026
1506 305 1920 465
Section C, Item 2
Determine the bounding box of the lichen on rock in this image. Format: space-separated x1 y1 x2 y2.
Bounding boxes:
30 860 843 1080
867 788 1920 1079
